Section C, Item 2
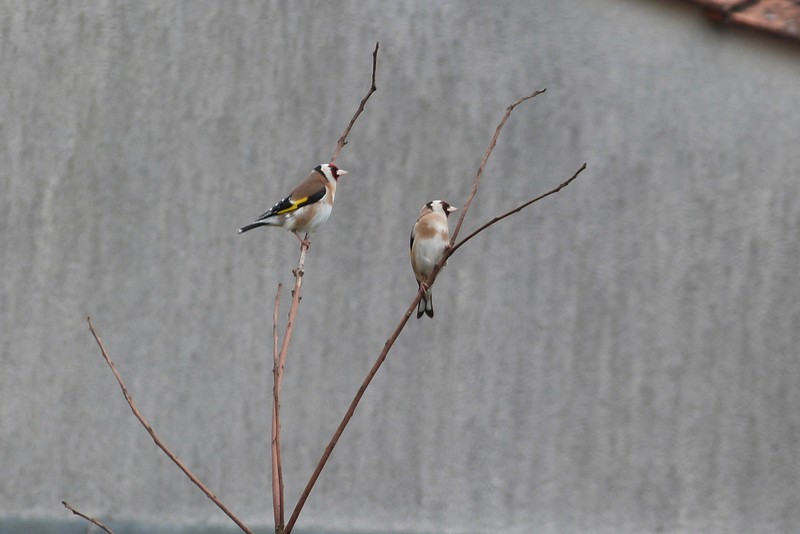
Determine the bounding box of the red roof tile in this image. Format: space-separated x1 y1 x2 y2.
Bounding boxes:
687 0 800 41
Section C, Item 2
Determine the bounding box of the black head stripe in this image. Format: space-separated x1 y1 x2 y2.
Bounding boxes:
329 165 340 180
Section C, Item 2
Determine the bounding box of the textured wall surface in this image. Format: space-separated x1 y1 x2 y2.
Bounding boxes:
2 1 800 533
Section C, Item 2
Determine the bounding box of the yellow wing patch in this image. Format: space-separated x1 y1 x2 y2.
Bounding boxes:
275 197 308 215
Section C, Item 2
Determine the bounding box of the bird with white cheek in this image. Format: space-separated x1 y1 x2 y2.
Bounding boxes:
410 200 458 319
238 163 348 246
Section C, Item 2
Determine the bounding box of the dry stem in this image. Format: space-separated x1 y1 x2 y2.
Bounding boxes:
449 162 586 257
271 283 285 531
62 501 114 534
76 42 380 534
87 318 253 534
284 291 421 533
285 88 583 534
329 42 379 166
274 42 379 533
449 89 546 243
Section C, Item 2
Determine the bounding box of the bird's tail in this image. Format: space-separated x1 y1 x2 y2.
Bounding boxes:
417 290 434 319
238 221 272 234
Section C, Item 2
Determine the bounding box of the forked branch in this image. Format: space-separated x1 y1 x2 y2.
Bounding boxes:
76 42 382 534
285 89 584 534
449 162 586 256
449 88 546 243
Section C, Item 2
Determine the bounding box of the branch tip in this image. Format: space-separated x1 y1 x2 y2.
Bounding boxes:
450 87 546 244
62 501 114 534
449 162 587 256
329 42 380 165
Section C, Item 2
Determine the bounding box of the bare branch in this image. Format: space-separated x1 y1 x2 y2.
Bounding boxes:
279 44 381 532
86 318 254 534
276 245 308 386
419 165 585 318
62 501 114 534
78 44 381 534
265 249 308 534
285 88 559 534
285 294 422 534
271 284 285 531
329 42 379 165
449 89 546 244
449 163 587 256
286 164 585 534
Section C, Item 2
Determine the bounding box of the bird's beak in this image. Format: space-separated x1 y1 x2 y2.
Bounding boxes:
338 169 348 176
448 206 458 213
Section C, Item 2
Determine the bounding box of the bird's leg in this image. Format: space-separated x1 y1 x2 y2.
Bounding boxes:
418 280 429 294
292 231 311 249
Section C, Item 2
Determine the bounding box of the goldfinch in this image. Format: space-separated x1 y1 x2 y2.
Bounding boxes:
410 200 458 319
238 163 348 245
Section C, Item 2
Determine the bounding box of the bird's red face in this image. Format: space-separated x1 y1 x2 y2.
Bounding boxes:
329 164 348 181
440 201 457 216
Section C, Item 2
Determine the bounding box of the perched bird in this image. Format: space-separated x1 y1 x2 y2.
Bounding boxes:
238 163 348 245
410 200 458 319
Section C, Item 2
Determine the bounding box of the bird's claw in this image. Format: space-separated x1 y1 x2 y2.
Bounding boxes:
293 232 311 249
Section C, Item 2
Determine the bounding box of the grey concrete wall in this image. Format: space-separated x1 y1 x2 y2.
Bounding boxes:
2 1 799 533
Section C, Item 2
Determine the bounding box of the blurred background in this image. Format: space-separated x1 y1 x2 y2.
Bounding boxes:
2 1 799 533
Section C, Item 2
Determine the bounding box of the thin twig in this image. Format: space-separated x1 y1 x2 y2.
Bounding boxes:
86 318 254 534
421 89 549 299
273 242 307 534
449 163 587 256
276 245 308 396
284 294 422 534
329 42 379 165
62 501 114 534
271 283 284 532
284 166 584 534
284 89 553 534
426 168 585 305
278 43 381 534
449 89 546 244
